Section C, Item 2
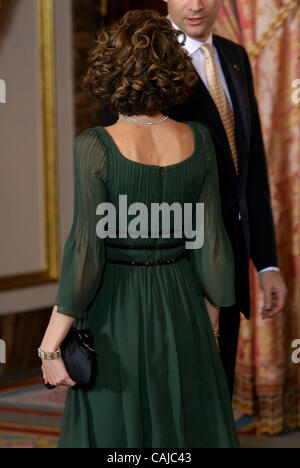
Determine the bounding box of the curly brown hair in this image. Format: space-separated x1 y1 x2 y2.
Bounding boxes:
81 10 198 116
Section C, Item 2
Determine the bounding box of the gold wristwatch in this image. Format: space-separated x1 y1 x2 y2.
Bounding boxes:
38 348 61 360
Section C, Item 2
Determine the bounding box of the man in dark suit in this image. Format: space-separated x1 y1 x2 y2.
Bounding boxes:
103 0 288 397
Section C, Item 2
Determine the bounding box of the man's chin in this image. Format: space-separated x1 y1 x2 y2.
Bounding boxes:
179 20 210 40
186 26 210 40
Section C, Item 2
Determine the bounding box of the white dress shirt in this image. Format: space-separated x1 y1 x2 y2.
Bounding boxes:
177 29 233 110
168 17 280 275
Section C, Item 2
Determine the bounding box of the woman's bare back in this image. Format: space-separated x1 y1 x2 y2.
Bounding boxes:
103 118 195 167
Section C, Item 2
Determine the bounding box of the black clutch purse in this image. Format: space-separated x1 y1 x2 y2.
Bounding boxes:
44 327 96 390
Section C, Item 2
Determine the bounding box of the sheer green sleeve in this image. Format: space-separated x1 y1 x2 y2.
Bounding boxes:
188 125 236 307
54 128 109 319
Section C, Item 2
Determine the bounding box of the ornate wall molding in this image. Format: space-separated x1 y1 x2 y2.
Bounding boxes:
0 0 59 291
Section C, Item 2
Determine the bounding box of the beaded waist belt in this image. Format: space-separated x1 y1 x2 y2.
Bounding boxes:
106 240 188 266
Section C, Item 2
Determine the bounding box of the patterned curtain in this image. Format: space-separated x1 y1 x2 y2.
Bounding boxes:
214 0 300 435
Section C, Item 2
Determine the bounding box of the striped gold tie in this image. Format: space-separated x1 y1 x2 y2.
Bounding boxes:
201 44 239 176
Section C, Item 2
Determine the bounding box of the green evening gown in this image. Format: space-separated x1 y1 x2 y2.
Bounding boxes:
54 120 240 448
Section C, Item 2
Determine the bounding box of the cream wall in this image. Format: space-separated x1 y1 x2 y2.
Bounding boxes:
0 0 74 315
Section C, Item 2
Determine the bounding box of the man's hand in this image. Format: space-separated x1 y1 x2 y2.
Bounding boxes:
259 271 288 320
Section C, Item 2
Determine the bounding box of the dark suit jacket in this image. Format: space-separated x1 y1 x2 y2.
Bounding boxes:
102 34 279 319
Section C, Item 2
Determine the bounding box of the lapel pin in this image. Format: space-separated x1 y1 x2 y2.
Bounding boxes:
233 64 241 71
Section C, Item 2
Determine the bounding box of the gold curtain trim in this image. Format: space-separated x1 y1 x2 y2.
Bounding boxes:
247 0 300 58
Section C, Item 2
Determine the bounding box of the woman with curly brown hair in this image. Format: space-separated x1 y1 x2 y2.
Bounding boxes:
40 10 240 448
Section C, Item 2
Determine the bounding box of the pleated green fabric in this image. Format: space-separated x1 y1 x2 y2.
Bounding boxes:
55 121 240 448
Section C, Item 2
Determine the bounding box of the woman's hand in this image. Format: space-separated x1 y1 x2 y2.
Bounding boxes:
40 306 76 387
42 358 76 388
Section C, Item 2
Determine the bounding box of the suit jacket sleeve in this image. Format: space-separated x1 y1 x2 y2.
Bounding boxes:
243 49 279 271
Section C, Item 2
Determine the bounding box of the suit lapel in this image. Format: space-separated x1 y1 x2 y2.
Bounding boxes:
191 77 232 156
191 66 241 182
213 35 251 154
191 35 251 182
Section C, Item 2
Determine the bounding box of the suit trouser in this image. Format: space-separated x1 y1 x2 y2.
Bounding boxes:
219 307 241 398
219 218 248 398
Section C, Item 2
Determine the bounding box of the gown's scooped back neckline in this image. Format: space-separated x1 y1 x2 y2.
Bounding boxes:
97 120 199 170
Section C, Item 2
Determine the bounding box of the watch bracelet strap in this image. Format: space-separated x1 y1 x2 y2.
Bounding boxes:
38 348 61 360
